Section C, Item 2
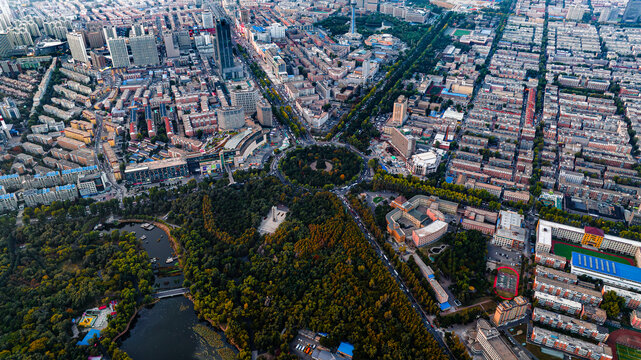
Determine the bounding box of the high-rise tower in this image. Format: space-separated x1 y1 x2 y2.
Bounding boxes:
350 1 356 34
214 18 242 79
623 0 641 23
67 31 89 64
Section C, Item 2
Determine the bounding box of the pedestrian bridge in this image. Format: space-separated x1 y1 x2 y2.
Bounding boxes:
154 287 189 299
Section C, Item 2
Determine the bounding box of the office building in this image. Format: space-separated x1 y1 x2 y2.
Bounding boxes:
229 81 259 114
124 158 188 184
530 327 613 360
269 23 286 39
130 35 159 67
67 31 89 64
410 151 441 176
106 37 130 68
389 128 416 159
256 99 273 127
623 0 641 23
412 255 449 305
217 106 245 130
571 252 641 292
214 19 242 79
492 296 528 326
493 226 526 250
475 319 519 360
391 95 408 126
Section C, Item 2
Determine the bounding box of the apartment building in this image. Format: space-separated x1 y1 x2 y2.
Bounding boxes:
535 252 568 270
532 308 608 342
601 285 641 310
530 327 613 360
631 310 641 330
492 296 528 326
534 291 582 316
534 266 577 284
533 276 602 306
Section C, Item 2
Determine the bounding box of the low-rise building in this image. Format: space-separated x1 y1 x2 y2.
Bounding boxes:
124 158 188 185
533 276 602 306
411 220 448 247
534 291 583 316
631 310 641 330
571 252 641 293
532 307 609 342
535 265 577 284
601 285 641 309
535 252 568 270
530 326 613 360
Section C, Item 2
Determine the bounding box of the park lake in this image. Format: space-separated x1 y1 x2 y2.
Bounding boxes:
113 223 237 360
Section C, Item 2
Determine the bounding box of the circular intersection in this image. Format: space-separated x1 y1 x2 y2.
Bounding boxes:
277 144 365 190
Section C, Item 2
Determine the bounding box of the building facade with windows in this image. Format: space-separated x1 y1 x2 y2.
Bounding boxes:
532 308 609 342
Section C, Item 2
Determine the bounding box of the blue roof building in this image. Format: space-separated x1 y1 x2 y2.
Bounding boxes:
571 252 641 292
337 342 354 359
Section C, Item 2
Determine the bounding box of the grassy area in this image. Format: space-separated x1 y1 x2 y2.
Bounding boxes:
617 344 641 360
510 324 527 344
553 241 635 266
525 343 563 360
453 29 472 36
373 196 383 204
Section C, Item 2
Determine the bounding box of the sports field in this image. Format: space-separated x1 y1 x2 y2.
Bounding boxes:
617 344 641 360
552 241 635 266
453 29 472 37
494 267 518 299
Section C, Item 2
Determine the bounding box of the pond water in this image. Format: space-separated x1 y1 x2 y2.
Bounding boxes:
114 222 237 359
371 20 393 32
120 297 238 360
115 223 183 290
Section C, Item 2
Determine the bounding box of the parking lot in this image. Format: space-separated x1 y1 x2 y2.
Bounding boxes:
290 331 321 360
487 244 522 268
